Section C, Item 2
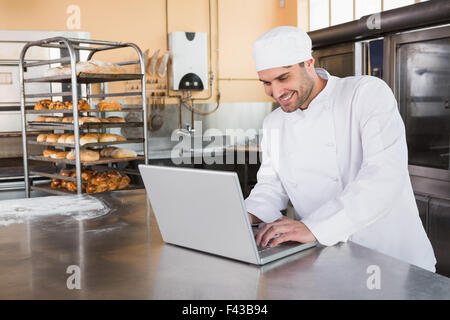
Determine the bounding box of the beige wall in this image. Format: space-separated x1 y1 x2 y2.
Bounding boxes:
0 0 297 103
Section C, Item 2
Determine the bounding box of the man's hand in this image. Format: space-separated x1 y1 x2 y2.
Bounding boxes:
255 216 316 247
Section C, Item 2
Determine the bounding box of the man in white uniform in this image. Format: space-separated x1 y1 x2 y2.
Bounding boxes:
245 26 437 272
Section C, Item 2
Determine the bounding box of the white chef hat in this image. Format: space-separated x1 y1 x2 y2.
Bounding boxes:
252 26 312 72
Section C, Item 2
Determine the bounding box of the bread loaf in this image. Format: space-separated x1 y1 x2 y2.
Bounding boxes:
100 147 118 157
43 149 57 158
34 116 47 122
111 148 137 159
44 116 63 122
64 134 75 144
36 133 48 143
97 100 122 111
66 150 75 161
81 150 100 162
51 151 69 159
45 134 59 143
99 134 126 142
79 116 101 124
106 116 125 123
99 133 118 142
80 134 99 145
57 133 71 144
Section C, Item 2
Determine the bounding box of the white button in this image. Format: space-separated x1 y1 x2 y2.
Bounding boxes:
185 81 190 86
333 177 340 182
326 142 335 147
325 105 331 110
194 81 198 86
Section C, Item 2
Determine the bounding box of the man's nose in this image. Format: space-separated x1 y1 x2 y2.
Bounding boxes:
271 83 283 100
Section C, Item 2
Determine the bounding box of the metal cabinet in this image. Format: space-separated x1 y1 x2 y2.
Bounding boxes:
414 193 429 233
429 197 450 277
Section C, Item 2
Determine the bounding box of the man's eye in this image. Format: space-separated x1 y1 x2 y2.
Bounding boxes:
279 76 288 81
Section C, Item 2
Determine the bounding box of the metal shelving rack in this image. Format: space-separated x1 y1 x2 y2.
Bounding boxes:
19 37 148 197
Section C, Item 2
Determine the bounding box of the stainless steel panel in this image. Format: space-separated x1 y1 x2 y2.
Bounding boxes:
429 197 450 277
397 32 450 171
312 43 356 77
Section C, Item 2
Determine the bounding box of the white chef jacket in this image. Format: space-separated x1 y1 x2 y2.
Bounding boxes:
245 68 437 272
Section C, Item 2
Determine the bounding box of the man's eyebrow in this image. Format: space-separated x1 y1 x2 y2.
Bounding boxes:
259 72 290 83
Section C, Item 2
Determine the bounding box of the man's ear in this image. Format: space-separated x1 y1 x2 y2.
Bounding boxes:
304 58 315 70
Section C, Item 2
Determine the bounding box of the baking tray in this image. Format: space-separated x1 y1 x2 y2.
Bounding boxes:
28 138 144 148
30 183 143 195
29 155 144 166
24 73 143 84
26 108 144 114
30 168 141 181
27 121 144 130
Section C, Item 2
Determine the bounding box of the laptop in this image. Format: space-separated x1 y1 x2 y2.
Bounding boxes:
138 165 317 265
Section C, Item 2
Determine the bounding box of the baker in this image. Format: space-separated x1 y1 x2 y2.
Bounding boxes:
246 26 437 272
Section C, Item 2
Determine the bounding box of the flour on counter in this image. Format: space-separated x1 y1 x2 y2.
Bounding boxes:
0 195 110 226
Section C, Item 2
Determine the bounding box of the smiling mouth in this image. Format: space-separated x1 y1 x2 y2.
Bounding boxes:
279 91 295 103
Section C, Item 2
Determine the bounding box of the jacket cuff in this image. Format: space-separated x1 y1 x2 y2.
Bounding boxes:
244 198 283 223
302 207 355 246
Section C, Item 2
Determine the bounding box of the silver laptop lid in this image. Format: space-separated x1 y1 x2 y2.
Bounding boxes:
138 165 260 264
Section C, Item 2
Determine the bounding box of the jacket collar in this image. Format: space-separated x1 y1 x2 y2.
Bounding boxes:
283 68 334 121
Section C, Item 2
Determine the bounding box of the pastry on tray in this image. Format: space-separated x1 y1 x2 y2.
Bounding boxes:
44 60 127 77
34 100 52 110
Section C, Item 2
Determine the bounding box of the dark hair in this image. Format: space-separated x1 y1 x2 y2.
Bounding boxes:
299 62 305 67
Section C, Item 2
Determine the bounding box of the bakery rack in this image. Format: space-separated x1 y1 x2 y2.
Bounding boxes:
19 37 148 197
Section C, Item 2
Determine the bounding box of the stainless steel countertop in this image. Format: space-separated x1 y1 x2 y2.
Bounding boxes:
1 189 449 300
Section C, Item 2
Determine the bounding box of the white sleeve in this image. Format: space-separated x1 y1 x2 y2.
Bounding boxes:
302 77 410 246
244 119 289 223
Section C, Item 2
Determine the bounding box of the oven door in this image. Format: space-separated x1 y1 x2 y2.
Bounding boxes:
388 25 450 187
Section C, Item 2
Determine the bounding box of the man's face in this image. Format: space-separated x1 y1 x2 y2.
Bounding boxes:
258 63 314 113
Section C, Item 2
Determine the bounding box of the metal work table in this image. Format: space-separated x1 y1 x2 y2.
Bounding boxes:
0 189 449 299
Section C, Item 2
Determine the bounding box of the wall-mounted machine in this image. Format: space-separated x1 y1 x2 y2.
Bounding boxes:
169 31 208 91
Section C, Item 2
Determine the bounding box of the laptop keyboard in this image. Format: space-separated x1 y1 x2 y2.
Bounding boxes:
252 225 281 253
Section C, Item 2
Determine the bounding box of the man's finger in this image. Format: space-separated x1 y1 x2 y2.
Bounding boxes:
255 222 275 246
269 232 292 248
255 218 292 245
260 224 292 247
